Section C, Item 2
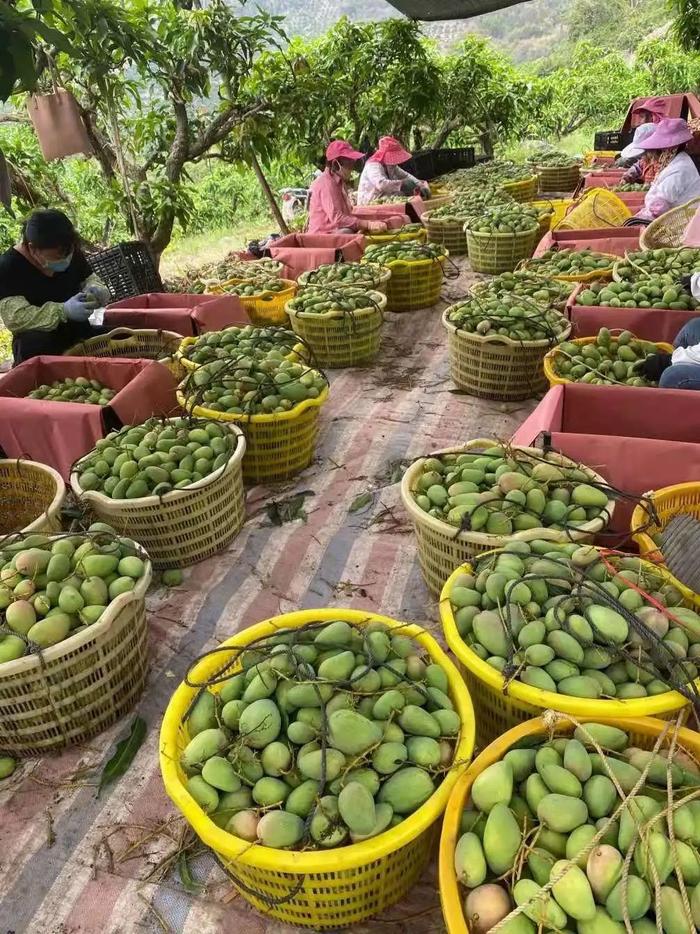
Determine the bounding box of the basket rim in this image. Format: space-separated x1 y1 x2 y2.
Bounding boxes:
422 210 473 228
440 548 698 718
0 458 66 534
400 442 615 547
207 278 297 299
66 326 184 356
159 607 476 873
438 713 700 934
285 290 387 321
441 307 571 349
70 420 246 505
361 249 449 270
0 541 152 677
521 250 619 283
630 481 700 581
176 333 304 372
543 335 674 387
297 263 391 288
463 223 539 238
177 384 330 424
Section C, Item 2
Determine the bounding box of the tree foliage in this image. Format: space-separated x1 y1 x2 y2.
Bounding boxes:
672 0 700 51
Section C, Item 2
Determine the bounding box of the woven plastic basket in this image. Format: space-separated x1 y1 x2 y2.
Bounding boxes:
0 541 151 757
297 264 391 294
400 442 614 597
380 254 447 313
0 459 65 535
631 481 700 608
438 714 700 934
543 335 674 388
160 607 475 929
285 292 386 368
639 196 700 250
71 422 246 569
415 194 455 213
535 164 581 193
177 388 329 485
443 311 571 401
422 212 468 256
440 548 696 746
583 150 618 166
557 188 631 230
176 334 305 374
65 327 182 361
465 226 539 274
500 176 538 202
364 226 427 246
521 252 618 283
208 279 298 326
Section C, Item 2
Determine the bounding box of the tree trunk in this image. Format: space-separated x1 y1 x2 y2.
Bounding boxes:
480 131 495 159
250 149 289 234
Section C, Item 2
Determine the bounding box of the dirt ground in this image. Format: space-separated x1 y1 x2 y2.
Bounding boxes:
0 257 540 934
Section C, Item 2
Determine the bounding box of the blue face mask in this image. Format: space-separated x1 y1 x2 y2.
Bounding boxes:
44 252 73 273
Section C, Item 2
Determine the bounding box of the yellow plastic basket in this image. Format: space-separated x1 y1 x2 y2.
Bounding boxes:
440 549 698 747
535 164 581 194
521 251 618 283
65 327 182 361
500 176 538 203
376 254 447 313
297 264 391 293
364 226 427 246
208 278 298 326
464 226 539 274
556 188 631 230
177 386 329 484
639 196 700 250
0 458 65 536
422 212 468 256
543 335 674 388
176 334 305 373
631 481 700 608
443 311 571 401
438 714 700 934
583 150 618 166
285 291 386 368
160 607 475 929
400 442 614 597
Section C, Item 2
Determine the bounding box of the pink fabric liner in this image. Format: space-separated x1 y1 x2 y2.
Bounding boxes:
353 204 409 221
582 171 626 190
566 283 699 342
269 233 365 279
534 227 641 257
0 356 180 478
512 383 700 535
106 293 246 334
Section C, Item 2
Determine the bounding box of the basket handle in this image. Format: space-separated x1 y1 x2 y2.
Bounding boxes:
105 327 140 344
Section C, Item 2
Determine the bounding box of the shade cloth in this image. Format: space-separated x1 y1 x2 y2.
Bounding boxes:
0 356 180 478
269 233 366 279
384 0 526 19
534 227 641 257
511 383 700 536
566 283 699 343
105 293 245 335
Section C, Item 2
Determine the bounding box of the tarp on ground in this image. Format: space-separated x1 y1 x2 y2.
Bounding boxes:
384 0 528 20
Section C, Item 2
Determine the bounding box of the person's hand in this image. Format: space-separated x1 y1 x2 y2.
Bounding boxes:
365 220 388 233
400 178 418 196
634 353 673 381
64 293 93 322
417 184 431 199
84 283 111 306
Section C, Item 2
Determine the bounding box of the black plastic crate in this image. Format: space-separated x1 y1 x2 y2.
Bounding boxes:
87 241 163 302
404 150 438 181
433 147 476 175
593 130 634 151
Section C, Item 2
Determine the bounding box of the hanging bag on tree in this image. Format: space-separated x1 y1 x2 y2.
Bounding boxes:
27 89 92 161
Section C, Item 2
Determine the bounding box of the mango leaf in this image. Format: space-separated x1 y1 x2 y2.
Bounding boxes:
98 717 146 797
349 491 374 514
178 851 203 894
266 491 313 526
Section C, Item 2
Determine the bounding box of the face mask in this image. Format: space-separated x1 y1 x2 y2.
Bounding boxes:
43 252 73 273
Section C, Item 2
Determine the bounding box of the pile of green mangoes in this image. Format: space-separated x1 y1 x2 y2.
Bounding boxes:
368 195 406 204
525 249 615 278
75 418 235 498
287 286 382 316
551 329 661 386
363 241 447 266
446 538 700 699
614 182 648 192
576 279 699 310
475 271 571 306
429 189 515 222
181 326 298 367
446 292 568 342
223 277 288 297
179 619 461 849
298 262 385 289
454 722 700 933
615 248 700 280
180 356 328 416
465 204 540 235
442 162 534 192
216 258 282 280
530 151 580 168
28 378 116 405
410 444 610 534
0 529 148 662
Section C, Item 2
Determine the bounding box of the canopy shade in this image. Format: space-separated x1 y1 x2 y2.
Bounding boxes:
383 0 529 19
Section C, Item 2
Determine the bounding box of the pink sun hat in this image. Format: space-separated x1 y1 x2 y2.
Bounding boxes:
632 97 668 121
368 136 412 165
325 140 364 161
638 117 694 150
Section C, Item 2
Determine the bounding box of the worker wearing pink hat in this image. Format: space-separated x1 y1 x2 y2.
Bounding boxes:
631 97 668 126
307 140 390 235
357 136 430 205
630 118 700 222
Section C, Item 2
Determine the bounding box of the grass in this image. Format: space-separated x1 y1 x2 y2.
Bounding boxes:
502 128 595 163
160 220 274 278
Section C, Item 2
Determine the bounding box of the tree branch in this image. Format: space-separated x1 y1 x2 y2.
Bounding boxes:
189 99 269 162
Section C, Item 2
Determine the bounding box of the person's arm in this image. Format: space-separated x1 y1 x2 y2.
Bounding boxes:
81 273 111 306
0 295 66 334
316 177 358 230
365 162 404 196
622 160 643 184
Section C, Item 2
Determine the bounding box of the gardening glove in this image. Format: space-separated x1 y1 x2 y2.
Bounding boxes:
400 178 419 196
63 293 93 322
84 283 111 306
417 183 431 199
634 353 673 381
678 275 693 294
